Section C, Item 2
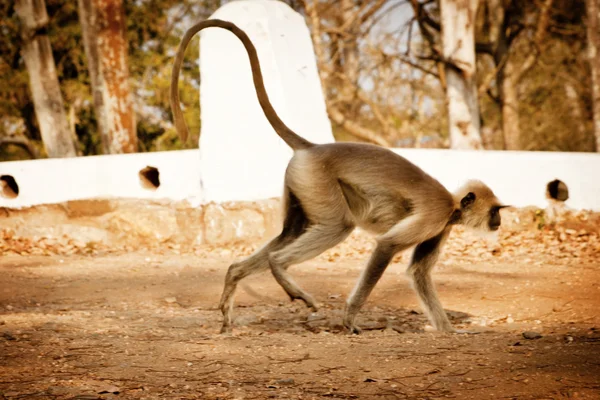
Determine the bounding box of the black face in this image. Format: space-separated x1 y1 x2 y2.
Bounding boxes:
488 206 502 231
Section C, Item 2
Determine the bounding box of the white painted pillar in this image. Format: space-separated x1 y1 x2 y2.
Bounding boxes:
198 0 334 203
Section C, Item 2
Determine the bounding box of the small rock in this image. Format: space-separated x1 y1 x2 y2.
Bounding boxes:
2 332 16 341
47 387 73 396
306 313 325 322
361 320 387 331
391 325 405 334
220 249 232 258
235 315 259 326
446 310 470 320
164 297 177 304
98 386 121 394
565 335 574 343
5 305 13 311
275 378 295 385
522 331 542 340
364 378 377 382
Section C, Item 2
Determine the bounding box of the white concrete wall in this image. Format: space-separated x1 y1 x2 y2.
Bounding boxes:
0 150 202 209
392 149 600 211
198 0 335 203
1 148 599 211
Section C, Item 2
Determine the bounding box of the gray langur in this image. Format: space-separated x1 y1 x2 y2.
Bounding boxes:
170 19 509 335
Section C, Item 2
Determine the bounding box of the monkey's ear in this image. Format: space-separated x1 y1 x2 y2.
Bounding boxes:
460 192 476 208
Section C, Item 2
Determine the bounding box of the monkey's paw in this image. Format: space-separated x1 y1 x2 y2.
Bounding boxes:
343 321 362 335
219 324 233 335
290 294 319 312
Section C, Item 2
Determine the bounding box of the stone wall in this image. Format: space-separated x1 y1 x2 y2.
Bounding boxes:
0 198 282 249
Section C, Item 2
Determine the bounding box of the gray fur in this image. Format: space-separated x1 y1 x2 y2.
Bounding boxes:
171 20 507 335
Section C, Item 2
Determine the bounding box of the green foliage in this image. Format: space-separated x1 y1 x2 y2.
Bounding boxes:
0 1 33 152
535 209 547 230
1 1 95 159
0 0 211 161
125 0 207 151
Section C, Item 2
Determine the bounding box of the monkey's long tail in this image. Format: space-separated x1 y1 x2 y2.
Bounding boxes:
170 19 315 151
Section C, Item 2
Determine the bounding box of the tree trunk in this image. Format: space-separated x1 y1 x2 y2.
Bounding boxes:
564 83 588 148
14 0 77 158
587 0 600 152
486 0 554 150
78 0 110 154
78 0 137 154
500 60 521 150
440 0 483 150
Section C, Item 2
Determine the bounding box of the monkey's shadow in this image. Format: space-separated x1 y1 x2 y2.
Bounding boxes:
232 299 472 335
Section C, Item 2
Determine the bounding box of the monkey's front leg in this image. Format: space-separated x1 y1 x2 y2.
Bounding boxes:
343 242 397 334
406 228 454 332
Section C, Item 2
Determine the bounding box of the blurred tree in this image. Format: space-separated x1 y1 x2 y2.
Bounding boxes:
14 0 77 158
124 0 217 151
303 0 392 146
410 0 593 151
0 0 211 161
586 0 600 151
439 0 483 150
480 0 594 151
478 0 554 150
78 0 137 153
298 0 447 147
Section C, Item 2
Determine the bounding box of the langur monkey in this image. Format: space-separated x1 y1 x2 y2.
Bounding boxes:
170 19 509 334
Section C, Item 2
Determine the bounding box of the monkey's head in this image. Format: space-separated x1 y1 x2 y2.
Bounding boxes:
452 180 510 233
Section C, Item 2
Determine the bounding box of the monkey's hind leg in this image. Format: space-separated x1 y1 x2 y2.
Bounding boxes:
218 188 308 334
268 223 353 311
406 227 454 332
218 242 277 334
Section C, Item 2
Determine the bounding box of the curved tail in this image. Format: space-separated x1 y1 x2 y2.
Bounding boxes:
170 19 314 151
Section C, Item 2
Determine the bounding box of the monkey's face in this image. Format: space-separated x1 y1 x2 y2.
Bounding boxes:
454 180 509 233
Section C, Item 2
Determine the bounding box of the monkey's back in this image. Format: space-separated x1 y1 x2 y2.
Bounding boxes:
290 142 456 232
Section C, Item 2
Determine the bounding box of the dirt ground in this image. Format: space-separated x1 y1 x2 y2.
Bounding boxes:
1 234 599 400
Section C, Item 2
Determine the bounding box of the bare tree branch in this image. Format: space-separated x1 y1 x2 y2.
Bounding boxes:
0 136 39 158
362 0 408 35
383 52 439 78
304 0 391 147
327 106 391 146
514 0 554 83
478 53 508 96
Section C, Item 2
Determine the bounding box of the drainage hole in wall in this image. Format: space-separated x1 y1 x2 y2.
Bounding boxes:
0 175 19 199
139 166 160 190
546 179 568 202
